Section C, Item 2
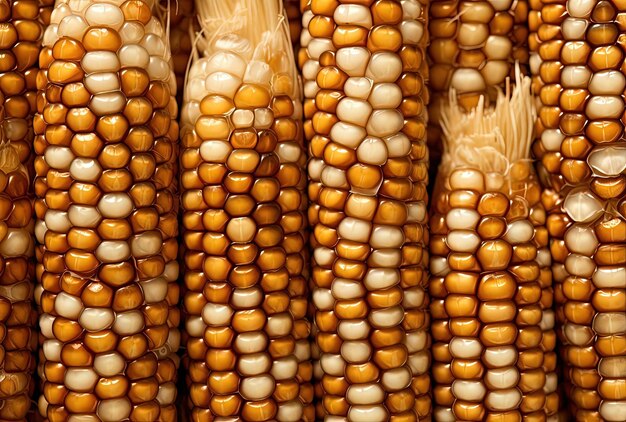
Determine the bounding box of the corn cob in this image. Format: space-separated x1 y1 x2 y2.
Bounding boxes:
33 0 180 420
529 1 626 419
0 0 44 418
427 0 529 160
302 0 431 419
179 1 312 420
430 75 560 421
160 0 195 105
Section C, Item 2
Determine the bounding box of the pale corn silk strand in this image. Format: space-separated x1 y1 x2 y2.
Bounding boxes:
35 0 181 420
180 0 311 420
431 72 561 420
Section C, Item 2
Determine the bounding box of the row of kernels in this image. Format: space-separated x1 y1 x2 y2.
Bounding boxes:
535 1 626 192
400 2 432 415
526 3 567 412
544 187 581 416
298 1 324 417
528 0 544 97
275 91 314 419
532 0 567 192
512 164 560 418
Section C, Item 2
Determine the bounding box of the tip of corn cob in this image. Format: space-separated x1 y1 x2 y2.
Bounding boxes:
439 66 536 182
193 0 298 99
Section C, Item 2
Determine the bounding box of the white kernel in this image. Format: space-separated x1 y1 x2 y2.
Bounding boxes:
119 45 150 68
452 380 487 401
450 68 486 93
207 51 247 78
368 83 402 109
58 15 89 40
356 137 387 165
112 311 144 335
82 52 120 74
80 308 114 332
90 92 126 115
93 352 125 377
84 73 120 95
365 52 402 83
336 47 370 77
366 109 403 137
84 3 124 29
334 4 372 28
98 193 134 218
65 368 98 393
336 98 372 126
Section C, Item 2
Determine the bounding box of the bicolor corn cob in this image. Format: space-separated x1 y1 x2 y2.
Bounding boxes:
427 0 529 159
429 75 560 421
530 0 626 420
179 0 313 420
301 0 431 419
34 0 180 420
0 0 44 418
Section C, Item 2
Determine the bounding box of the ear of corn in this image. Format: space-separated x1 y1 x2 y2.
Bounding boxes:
530 1 626 420
179 0 312 420
34 0 180 420
0 0 45 418
430 75 560 421
302 0 431 420
427 0 530 160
